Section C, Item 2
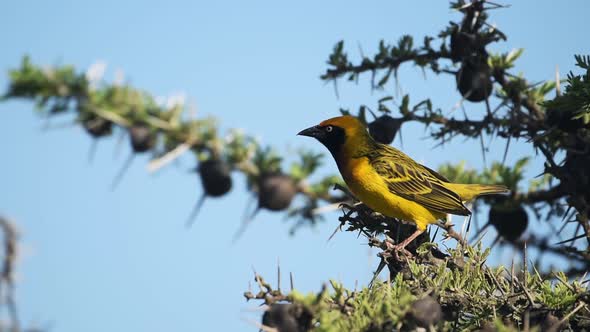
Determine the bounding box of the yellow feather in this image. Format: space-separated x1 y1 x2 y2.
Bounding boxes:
341 157 445 231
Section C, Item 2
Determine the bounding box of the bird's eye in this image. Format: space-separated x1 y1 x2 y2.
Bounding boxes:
325 126 333 132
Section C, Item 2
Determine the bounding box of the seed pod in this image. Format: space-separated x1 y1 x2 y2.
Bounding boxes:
440 298 461 322
545 108 585 131
110 123 157 189
186 159 232 227
258 173 298 211
456 60 493 102
262 304 299 332
409 296 442 328
129 123 156 153
199 159 233 197
477 322 497 332
368 115 402 145
82 115 112 138
80 113 114 182
527 309 561 332
365 321 394 332
449 25 488 63
450 30 480 62
262 303 312 332
233 173 298 242
488 199 528 242
541 313 561 332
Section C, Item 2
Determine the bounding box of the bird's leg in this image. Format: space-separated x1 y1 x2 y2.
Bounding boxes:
387 228 425 260
394 228 425 250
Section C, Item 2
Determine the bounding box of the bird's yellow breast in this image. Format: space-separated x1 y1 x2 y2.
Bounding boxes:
339 156 444 230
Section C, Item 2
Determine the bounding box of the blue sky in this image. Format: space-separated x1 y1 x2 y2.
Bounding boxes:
1 1 589 331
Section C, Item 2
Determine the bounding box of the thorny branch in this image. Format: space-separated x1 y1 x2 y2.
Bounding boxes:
0 217 20 332
245 233 590 331
318 0 590 273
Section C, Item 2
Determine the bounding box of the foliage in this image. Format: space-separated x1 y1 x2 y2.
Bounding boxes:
246 243 590 331
2 56 345 233
544 55 590 125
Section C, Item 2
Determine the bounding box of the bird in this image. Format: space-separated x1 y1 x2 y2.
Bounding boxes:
298 115 509 252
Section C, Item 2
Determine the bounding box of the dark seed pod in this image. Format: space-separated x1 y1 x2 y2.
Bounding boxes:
258 173 297 211
545 108 585 131
232 173 298 241
262 303 312 332
82 115 112 138
527 309 561 332
368 115 402 145
456 60 493 102
185 159 233 228
129 123 156 153
110 123 156 190
409 296 442 328
450 30 482 62
541 313 561 332
440 298 461 322
488 199 528 242
262 304 298 332
199 159 232 197
365 321 394 332
477 322 497 332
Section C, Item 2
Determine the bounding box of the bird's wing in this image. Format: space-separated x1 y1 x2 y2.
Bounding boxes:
367 148 471 216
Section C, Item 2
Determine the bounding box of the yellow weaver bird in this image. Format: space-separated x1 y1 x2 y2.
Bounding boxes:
298 115 508 251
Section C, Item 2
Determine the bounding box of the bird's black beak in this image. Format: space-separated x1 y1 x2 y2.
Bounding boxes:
297 125 323 139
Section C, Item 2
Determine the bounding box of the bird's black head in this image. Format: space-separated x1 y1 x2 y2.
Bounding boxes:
297 124 346 155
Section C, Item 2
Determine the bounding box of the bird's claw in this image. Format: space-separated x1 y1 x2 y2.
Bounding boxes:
390 245 412 261
380 236 412 261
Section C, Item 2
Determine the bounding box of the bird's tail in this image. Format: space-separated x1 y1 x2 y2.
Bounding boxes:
446 183 510 202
